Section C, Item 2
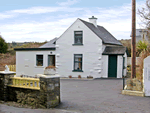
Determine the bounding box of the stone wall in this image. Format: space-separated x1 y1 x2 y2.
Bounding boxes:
0 75 4 100
40 77 60 108
0 75 60 109
125 78 143 91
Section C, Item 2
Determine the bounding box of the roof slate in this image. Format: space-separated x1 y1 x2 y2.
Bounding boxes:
79 19 123 46
102 46 126 55
39 38 58 48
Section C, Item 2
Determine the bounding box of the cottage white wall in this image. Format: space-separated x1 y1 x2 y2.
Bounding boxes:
55 19 102 78
16 50 55 77
101 55 108 78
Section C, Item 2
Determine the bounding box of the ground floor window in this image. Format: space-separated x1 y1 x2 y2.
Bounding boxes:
36 55 43 66
73 54 83 71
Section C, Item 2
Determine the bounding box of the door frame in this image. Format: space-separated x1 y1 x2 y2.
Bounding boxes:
48 55 55 66
108 55 117 78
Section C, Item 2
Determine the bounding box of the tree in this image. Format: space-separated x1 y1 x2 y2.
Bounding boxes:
138 0 150 28
0 35 8 53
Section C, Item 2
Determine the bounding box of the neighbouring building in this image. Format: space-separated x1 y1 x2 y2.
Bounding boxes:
15 16 127 78
131 29 150 43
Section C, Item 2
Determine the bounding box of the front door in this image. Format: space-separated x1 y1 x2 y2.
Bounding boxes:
108 55 117 78
48 55 55 66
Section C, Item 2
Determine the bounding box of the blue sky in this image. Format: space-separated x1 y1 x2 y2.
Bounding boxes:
0 0 146 42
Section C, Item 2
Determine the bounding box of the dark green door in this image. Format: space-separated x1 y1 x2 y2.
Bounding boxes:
108 55 117 78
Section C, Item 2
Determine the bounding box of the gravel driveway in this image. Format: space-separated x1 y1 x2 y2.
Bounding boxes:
1 78 150 113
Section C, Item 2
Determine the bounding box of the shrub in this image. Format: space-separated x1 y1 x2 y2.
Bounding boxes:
137 49 150 82
0 36 8 53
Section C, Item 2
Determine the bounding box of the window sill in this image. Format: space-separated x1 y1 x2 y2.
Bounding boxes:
35 66 44 68
72 70 83 72
72 44 83 46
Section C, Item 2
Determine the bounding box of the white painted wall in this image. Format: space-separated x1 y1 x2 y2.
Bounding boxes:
16 50 55 77
101 55 108 78
127 57 141 66
55 19 103 78
143 56 150 96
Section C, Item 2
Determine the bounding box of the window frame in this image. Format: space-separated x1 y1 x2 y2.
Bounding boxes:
73 31 83 45
73 54 83 72
48 55 55 66
36 54 44 66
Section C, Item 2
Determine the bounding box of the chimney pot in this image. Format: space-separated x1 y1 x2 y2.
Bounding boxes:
89 16 97 27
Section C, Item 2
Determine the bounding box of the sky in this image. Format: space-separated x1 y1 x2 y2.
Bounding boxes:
0 0 147 42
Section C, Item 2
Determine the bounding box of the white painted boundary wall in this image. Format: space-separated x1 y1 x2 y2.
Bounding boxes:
143 56 150 96
127 57 141 66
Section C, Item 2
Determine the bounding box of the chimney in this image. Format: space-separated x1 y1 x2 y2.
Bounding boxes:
89 16 97 27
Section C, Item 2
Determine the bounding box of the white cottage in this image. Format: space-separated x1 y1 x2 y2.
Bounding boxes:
15 16 127 78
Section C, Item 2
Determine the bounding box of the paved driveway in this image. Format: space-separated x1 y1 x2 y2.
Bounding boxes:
56 79 150 113
1 79 150 113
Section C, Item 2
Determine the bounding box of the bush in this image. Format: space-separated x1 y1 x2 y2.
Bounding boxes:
0 36 8 53
137 49 150 81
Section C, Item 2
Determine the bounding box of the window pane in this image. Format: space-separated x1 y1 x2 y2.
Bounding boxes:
75 37 82 44
78 62 82 69
37 60 43 66
37 55 43 66
75 31 82 44
74 62 78 70
75 55 82 58
74 63 82 70
37 55 43 59
75 63 82 70
74 54 82 70
75 31 82 34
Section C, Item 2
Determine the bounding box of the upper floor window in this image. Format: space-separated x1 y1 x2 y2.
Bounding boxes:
36 55 43 66
74 31 83 44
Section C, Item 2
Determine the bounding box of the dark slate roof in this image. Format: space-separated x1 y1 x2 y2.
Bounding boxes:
39 38 58 48
102 46 126 55
79 19 123 46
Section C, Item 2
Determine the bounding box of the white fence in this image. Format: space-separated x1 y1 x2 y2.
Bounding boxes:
127 57 141 66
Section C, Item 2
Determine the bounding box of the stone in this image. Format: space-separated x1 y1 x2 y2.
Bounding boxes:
126 79 133 90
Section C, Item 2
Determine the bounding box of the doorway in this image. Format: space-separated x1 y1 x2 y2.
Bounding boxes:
108 55 117 78
48 55 55 66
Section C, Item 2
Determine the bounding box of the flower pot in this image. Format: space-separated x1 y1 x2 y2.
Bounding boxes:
69 75 72 78
78 75 81 78
44 68 56 75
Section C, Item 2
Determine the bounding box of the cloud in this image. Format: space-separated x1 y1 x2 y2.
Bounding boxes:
0 0 146 42
0 13 16 19
7 6 82 15
9 7 62 14
57 0 78 6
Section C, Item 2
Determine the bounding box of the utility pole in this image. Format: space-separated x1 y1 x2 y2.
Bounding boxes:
131 0 136 78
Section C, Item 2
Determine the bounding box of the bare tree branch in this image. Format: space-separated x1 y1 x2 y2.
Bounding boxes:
138 0 150 28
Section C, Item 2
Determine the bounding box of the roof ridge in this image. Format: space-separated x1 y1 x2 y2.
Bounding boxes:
79 18 103 27
79 18 122 46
